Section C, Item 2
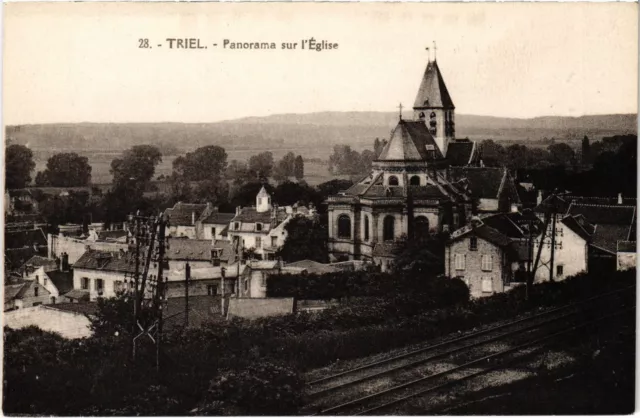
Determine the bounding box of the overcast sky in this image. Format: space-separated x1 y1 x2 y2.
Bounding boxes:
4 2 638 125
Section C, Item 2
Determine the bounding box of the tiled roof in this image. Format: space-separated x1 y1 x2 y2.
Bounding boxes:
73 250 137 273
49 302 98 316
478 213 525 239
567 203 636 226
5 247 44 271
449 167 505 199
166 238 213 261
413 60 455 109
5 228 48 249
231 207 288 226
164 202 208 226
5 283 26 303
63 289 91 301
201 212 235 225
561 215 594 242
46 271 75 294
377 120 444 161
617 241 636 253
450 224 511 247
592 224 631 254
445 140 476 166
22 255 58 270
213 239 234 262
97 230 128 241
248 260 279 270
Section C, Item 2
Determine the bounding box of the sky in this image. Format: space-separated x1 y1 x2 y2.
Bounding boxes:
3 2 638 125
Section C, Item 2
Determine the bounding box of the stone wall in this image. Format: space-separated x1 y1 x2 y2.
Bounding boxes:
227 297 294 319
4 306 92 339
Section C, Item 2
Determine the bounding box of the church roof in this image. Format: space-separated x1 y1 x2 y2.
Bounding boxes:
413 60 455 109
449 167 508 200
445 140 477 166
377 120 443 161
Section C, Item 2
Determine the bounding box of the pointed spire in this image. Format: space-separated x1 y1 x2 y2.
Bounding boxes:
413 59 454 109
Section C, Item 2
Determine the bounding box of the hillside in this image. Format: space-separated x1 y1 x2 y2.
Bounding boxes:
6 113 637 155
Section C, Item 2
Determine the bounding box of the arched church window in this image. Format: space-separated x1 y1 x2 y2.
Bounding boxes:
383 216 395 241
337 215 351 239
410 176 421 186
388 176 399 186
364 215 370 241
414 216 430 241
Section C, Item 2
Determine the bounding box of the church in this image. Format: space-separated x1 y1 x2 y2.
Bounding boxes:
326 54 521 266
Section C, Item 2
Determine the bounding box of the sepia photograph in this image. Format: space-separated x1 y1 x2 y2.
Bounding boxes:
2 2 638 415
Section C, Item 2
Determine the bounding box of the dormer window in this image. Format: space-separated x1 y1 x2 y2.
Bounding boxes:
256 223 263 232
234 222 240 230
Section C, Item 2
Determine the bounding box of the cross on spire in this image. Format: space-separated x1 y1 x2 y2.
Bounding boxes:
397 102 403 120
433 41 437 61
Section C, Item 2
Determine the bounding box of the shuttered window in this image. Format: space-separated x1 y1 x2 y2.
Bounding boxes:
482 277 493 293
481 255 493 272
454 254 466 271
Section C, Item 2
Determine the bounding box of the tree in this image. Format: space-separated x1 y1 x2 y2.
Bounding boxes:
226 160 252 186
248 152 274 181
505 144 528 170
6 144 35 189
274 181 321 207
479 140 506 167
110 145 162 191
293 155 304 181
276 217 328 263
581 135 592 165
547 143 576 167
36 152 92 187
173 145 228 181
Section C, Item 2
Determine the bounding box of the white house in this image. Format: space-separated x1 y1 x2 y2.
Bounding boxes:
72 250 135 300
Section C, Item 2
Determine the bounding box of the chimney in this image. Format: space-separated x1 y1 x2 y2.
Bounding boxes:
618 193 623 205
236 206 241 215
536 190 543 206
59 255 64 271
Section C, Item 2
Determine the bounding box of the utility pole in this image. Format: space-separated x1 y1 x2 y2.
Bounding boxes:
155 214 166 373
549 211 557 282
185 262 190 328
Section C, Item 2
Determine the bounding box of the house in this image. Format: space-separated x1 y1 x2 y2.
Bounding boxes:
445 215 530 298
166 238 218 271
228 187 296 260
199 211 235 241
4 303 97 339
164 202 211 239
237 260 280 298
164 263 245 298
4 280 53 311
449 167 522 213
72 250 136 300
48 232 129 264
566 202 636 272
5 228 49 272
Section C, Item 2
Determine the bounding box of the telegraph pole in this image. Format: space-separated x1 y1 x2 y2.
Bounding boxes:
185 262 190 328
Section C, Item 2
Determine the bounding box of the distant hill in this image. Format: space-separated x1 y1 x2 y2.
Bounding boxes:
6 113 637 156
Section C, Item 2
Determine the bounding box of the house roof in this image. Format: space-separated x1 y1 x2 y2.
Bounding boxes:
449 223 511 248
62 289 91 301
413 60 455 109
5 247 44 271
22 255 58 271
449 167 507 200
592 224 631 254
4 283 27 303
445 140 476 166
201 212 235 225
5 228 48 250
377 120 444 161
166 238 213 261
213 239 234 262
561 215 594 242
46 271 75 294
284 260 340 274
97 230 129 241
166 264 246 281
73 250 137 273
248 260 279 270
479 213 526 239
164 202 208 226
231 207 288 226
566 203 636 226
617 240 636 253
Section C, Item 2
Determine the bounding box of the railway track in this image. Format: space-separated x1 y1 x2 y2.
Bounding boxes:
304 286 635 415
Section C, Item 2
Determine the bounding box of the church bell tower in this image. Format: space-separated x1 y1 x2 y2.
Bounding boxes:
413 52 455 156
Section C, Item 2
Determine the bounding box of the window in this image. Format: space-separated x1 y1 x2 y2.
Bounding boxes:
481 255 493 272
211 227 216 237
234 222 240 230
271 236 278 247
364 215 370 241
388 176 399 186
383 216 395 241
114 281 123 292
50 297 56 304
81 277 89 290
337 215 351 239
469 237 478 251
35 275 39 284
34 286 39 297
44 277 48 286
482 277 493 293
244 279 248 292
453 213 460 228
255 236 262 249
96 279 104 293
207 285 218 296
256 223 262 232
556 265 564 277
454 254 466 271
260 273 267 287
410 176 421 186
258 197 262 206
